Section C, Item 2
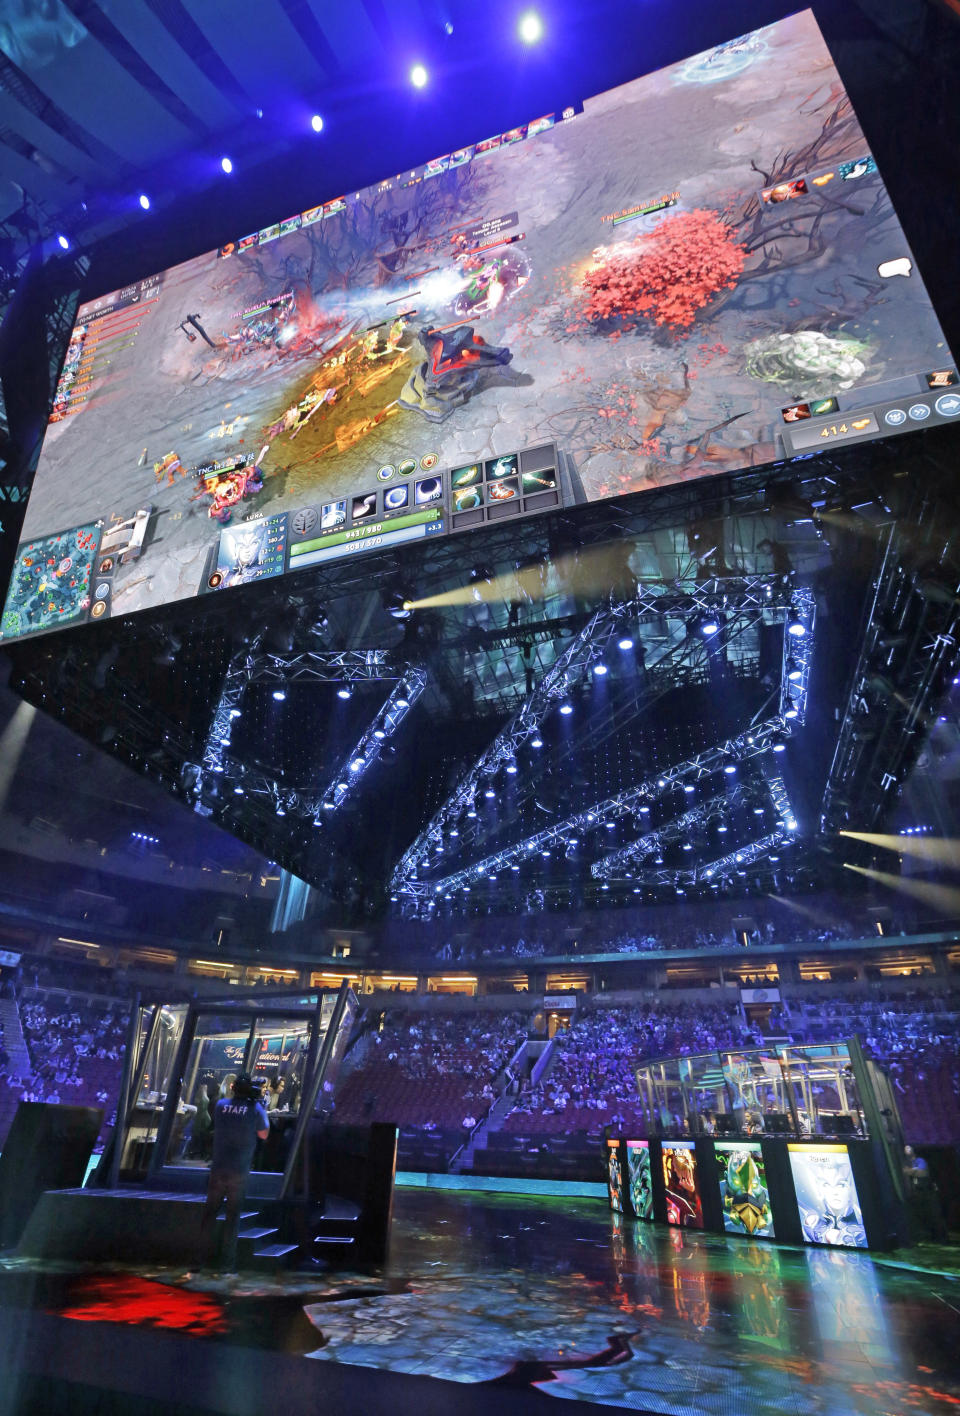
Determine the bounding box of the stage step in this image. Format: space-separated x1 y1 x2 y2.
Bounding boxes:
250 1241 299 1272
313 1233 355 1245
237 1226 277 1242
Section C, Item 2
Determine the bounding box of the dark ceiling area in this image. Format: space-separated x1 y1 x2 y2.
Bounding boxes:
0 0 959 929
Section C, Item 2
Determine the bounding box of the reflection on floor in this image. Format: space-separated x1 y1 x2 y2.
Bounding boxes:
4 1189 959 1416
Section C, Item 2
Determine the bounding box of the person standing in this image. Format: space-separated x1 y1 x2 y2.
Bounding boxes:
200 1073 269 1271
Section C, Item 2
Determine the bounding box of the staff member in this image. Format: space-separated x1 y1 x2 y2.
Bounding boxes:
200 1072 269 1271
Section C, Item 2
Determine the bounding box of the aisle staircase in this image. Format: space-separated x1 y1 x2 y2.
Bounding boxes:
0 997 32 1078
450 1037 558 1174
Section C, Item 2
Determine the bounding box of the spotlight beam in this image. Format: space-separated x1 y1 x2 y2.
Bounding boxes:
839 830 960 868
843 862 960 914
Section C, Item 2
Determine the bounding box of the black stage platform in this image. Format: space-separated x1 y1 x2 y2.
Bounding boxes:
1 1187 957 1416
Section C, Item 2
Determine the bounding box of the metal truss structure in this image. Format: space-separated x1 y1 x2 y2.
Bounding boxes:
821 519 960 833
398 722 799 904
604 771 798 887
393 579 814 907
196 647 426 823
392 576 806 889
591 786 750 879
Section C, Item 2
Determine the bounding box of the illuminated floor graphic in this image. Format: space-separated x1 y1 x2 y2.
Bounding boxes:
4 1191 959 1416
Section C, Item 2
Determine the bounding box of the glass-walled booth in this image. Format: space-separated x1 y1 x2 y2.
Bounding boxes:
634 1037 899 1146
98 982 357 1199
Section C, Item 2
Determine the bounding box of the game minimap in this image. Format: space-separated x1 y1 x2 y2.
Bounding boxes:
3 10 956 641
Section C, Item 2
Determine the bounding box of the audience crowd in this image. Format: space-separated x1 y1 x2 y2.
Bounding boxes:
394 894 928 964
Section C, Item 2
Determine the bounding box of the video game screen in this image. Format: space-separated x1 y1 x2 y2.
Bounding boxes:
3 10 956 642
606 1138 624 1213
626 1139 654 1220
715 1140 775 1238
787 1143 868 1249
662 1141 704 1229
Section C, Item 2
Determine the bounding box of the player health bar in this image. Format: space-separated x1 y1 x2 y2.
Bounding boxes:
289 508 442 569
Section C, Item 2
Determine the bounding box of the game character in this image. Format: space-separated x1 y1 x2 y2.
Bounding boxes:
219 523 272 587
663 1147 702 1227
153 451 185 485
721 1149 773 1235
182 313 218 349
794 1154 867 1247
398 324 515 423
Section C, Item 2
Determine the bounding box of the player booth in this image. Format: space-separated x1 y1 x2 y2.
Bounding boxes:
605 1038 908 1250
15 982 398 1270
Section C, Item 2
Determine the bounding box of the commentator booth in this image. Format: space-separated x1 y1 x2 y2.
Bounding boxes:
610 1037 908 1250
16 981 399 1269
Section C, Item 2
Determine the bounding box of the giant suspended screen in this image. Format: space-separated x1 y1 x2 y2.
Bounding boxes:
3 11 956 641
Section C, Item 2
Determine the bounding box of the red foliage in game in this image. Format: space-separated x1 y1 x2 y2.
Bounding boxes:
581 210 746 332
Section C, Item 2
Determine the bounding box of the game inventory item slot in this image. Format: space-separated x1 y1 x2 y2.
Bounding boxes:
448 443 563 530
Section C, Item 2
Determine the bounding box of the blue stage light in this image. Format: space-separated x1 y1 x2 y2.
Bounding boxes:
605 820 615 829
396 696 410 708
337 686 352 699
410 62 428 87
682 842 693 850
374 728 386 739
220 156 233 174
56 234 70 251
559 702 573 715
510 864 520 871
773 742 786 753
234 786 244 795
350 757 364 772
593 663 608 676
229 708 242 719
506 760 518 774
272 689 286 701
787 618 806 637
541 849 550 857
617 637 634 651
138 194 150 211
717 824 728 832
701 619 720 636
784 707 799 719
684 784 695 793
467 807 478 818
787 658 802 681
450 828 459 837
519 11 544 42
484 787 495 799
276 806 286 816
311 114 324 132
531 735 544 747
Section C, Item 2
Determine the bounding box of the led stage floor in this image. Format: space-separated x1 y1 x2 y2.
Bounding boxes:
1 1189 958 1416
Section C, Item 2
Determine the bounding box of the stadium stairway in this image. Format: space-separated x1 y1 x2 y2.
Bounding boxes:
0 997 31 1077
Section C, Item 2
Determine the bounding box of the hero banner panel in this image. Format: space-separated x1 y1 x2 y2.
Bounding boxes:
787 1143 868 1249
626 1139 654 1220
715 1140 775 1238
3 11 956 641
662 1141 704 1229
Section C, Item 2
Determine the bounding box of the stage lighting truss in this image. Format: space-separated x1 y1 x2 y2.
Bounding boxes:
392 577 814 898
196 646 426 821
397 728 798 903
593 770 797 886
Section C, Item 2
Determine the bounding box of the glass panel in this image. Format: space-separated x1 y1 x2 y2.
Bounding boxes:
777 1042 866 1138
720 1048 793 1134
250 1015 314 1172
678 1052 728 1135
164 1012 252 1169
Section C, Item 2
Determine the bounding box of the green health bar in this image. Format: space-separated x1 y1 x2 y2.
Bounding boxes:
289 506 443 568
